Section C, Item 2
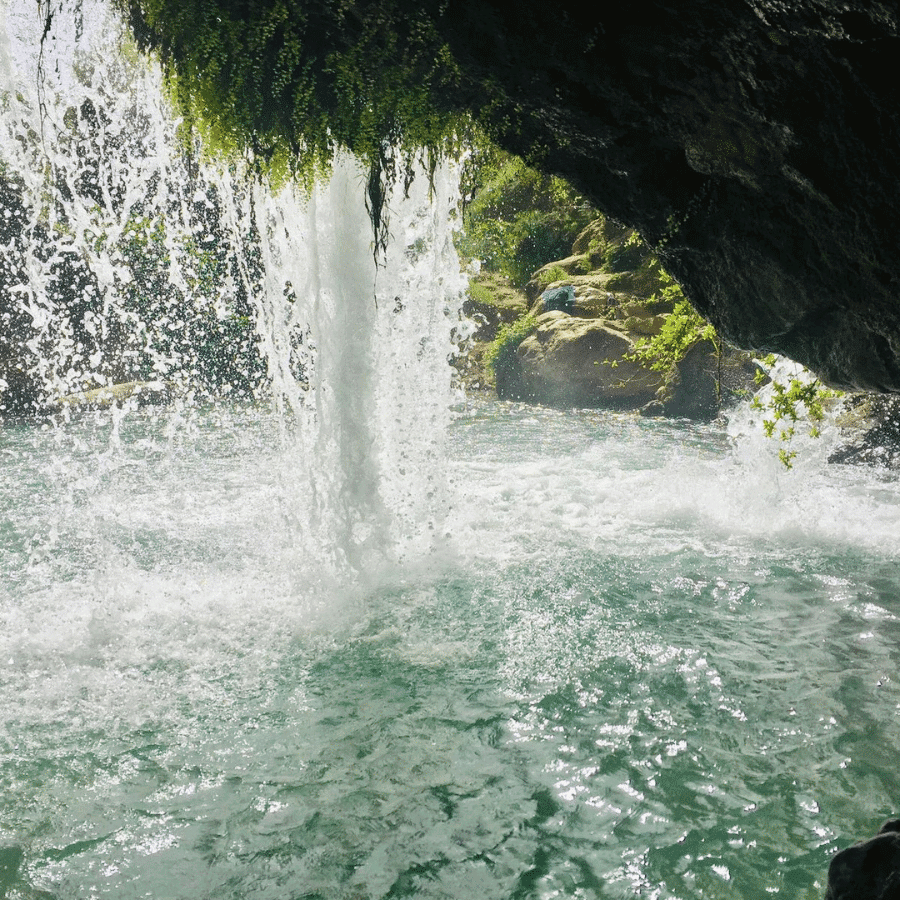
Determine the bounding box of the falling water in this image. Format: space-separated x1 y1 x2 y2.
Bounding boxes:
4 2 900 899
0 0 467 576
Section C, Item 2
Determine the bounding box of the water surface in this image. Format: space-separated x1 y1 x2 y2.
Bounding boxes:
2 401 899 899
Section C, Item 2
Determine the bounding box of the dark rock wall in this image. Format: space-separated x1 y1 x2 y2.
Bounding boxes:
434 1 900 390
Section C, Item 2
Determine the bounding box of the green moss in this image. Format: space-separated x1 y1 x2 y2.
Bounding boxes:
536 264 570 288
118 0 474 220
485 311 537 379
468 281 495 307
603 242 646 273
572 256 591 275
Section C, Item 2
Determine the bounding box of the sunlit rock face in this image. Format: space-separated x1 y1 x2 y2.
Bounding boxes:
438 1 900 390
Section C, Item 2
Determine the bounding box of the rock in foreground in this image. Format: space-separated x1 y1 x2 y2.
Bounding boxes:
826 819 900 900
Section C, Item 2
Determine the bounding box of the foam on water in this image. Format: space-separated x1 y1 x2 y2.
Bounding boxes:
446 400 900 570
3 1 900 897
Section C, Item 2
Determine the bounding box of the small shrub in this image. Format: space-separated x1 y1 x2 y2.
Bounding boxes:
458 149 595 287
485 311 538 378
536 265 569 288
625 265 717 372
751 358 843 468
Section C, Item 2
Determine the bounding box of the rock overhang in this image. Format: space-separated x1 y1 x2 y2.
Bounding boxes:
434 0 900 390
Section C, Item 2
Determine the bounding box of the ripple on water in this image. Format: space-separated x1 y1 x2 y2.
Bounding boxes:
3 404 900 898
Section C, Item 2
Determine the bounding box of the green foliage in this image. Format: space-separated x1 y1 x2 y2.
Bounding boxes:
114 210 267 398
467 281 495 307
626 265 717 372
458 150 594 287
536 264 570 288
120 0 469 186
485 311 537 379
751 362 843 468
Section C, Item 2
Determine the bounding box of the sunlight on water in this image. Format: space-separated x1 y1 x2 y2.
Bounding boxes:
4 402 900 899
2 0 900 898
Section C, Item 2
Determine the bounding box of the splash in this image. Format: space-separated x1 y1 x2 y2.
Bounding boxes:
0 0 469 575
238 158 468 574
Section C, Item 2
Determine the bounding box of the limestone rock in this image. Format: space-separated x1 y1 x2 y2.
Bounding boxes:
516 311 663 409
526 272 648 318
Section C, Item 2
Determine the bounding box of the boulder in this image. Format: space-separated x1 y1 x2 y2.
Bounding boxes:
49 380 172 413
825 819 900 900
464 274 528 342
641 339 761 421
829 395 900 467
516 311 663 409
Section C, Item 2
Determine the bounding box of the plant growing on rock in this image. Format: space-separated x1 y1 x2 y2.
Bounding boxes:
751 356 843 468
625 263 718 371
485 311 537 390
457 151 595 287
536 264 570 289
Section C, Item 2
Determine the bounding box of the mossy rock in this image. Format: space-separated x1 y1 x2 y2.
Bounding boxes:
527 270 613 307
515 311 664 409
464 273 529 341
641 342 761 421
49 380 172 412
571 216 633 256
604 261 663 297
829 394 900 466
623 314 666 336
530 254 590 288
452 340 496 395
621 297 675 317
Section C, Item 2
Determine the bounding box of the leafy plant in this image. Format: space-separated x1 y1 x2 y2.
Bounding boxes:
457 150 594 287
751 357 843 468
536 264 570 288
626 265 717 372
485 311 537 378
122 0 470 181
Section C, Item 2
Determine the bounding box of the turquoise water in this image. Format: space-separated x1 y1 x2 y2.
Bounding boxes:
2 401 900 899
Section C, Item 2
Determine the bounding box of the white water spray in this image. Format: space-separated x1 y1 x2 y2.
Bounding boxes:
0 0 468 576
236 159 468 574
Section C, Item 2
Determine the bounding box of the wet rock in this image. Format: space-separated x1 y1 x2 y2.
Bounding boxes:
463 274 528 343
435 1 900 391
48 380 172 413
825 819 900 900
641 339 761 421
829 395 900 467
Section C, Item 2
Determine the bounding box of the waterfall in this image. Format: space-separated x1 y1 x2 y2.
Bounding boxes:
0 0 468 576
237 161 467 575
